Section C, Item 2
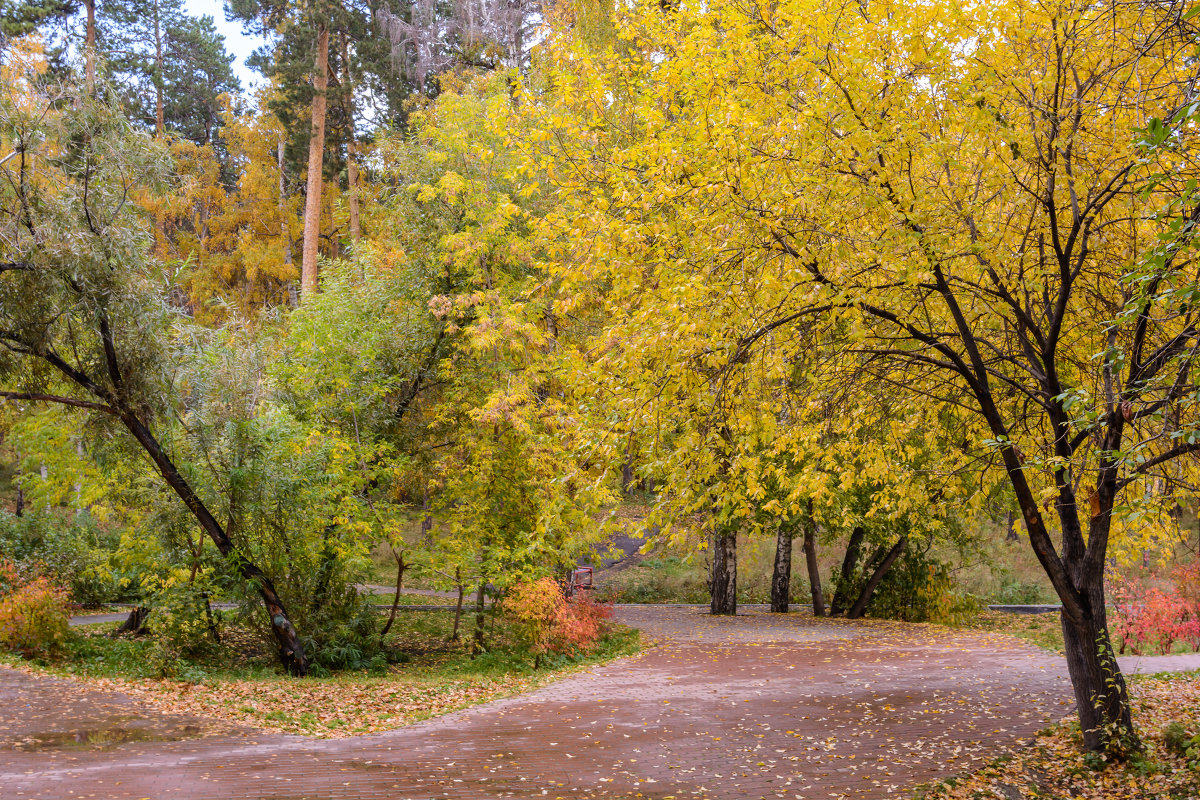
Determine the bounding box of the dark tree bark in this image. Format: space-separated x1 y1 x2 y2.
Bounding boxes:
118 410 308 674
621 449 634 494
846 536 907 619
112 606 150 636
830 526 866 616
450 567 465 642
770 524 792 613
201 592 220 644
379 550 407 640
709 527 737 615
470 579 487 656
802 511 826 617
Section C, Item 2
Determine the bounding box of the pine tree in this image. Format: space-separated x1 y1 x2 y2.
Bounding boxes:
99 0 239 144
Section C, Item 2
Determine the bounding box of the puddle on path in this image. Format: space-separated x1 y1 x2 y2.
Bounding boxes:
11 723 205 751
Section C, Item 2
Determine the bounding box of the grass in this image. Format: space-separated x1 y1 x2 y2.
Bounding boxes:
967 610 1067 652
914 671 1200 799
4 608 641 737
365 591 461 607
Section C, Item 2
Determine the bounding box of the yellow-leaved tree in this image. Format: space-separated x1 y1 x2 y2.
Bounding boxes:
518 0 1200 753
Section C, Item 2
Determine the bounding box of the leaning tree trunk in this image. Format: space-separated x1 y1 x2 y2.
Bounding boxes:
802 510 826 617
300 21 330 301
830 526 866 616
846 536 907 619
710 527 737 615
119 411 308 675
770 524 792 613
379 550 407 640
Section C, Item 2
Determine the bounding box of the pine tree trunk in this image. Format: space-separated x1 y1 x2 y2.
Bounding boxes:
84 0 96 94
770 524 792 613
300 21 329 301
153 1 164 137
803 511 826 617
709 527 737 615
346 137 361 243
278 137 293 268
340 33 361 245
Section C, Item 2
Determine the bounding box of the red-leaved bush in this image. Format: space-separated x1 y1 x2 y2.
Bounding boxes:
505 578 613 667
0 561 70 659
1110 566 1200 656
560 592 613 652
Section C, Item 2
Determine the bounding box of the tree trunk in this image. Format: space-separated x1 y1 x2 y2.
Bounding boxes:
379 551 406 640
846 536 907 619
803 511 826 617
118 410 308 675
346 137 361 244
830 526 866 616
201 591 220 644
300 21 329 301
152 1 164 137
1062 597 1134 752
450 568 464 642
278 137 293 268
770 524 792 613
84 0 95 94
709 527 737 615
112 606 150 636
340 33 361 245
1005 510 1019 542
471 579 487 656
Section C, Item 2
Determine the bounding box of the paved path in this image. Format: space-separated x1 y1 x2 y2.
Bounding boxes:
0 607 1153 800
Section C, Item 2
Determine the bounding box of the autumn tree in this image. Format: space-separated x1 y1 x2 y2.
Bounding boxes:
518 0 1200 752
0 81 309 674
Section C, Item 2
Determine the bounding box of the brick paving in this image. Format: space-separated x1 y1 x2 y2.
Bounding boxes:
0 607 1080 800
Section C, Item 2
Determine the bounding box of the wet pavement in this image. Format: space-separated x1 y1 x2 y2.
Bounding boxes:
0 607 1090 799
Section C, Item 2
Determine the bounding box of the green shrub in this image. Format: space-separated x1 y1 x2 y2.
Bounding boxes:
869 550 982 625
1164 722 1192 757
994 578 1054 605
0 511 132 606
0 574 71 658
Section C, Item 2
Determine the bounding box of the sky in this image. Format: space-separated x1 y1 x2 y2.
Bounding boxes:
180 0 268 90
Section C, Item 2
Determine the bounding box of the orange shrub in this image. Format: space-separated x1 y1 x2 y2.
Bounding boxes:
505 578 569 667
505 578 614 667
0 575 70 658
560 593 613 652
